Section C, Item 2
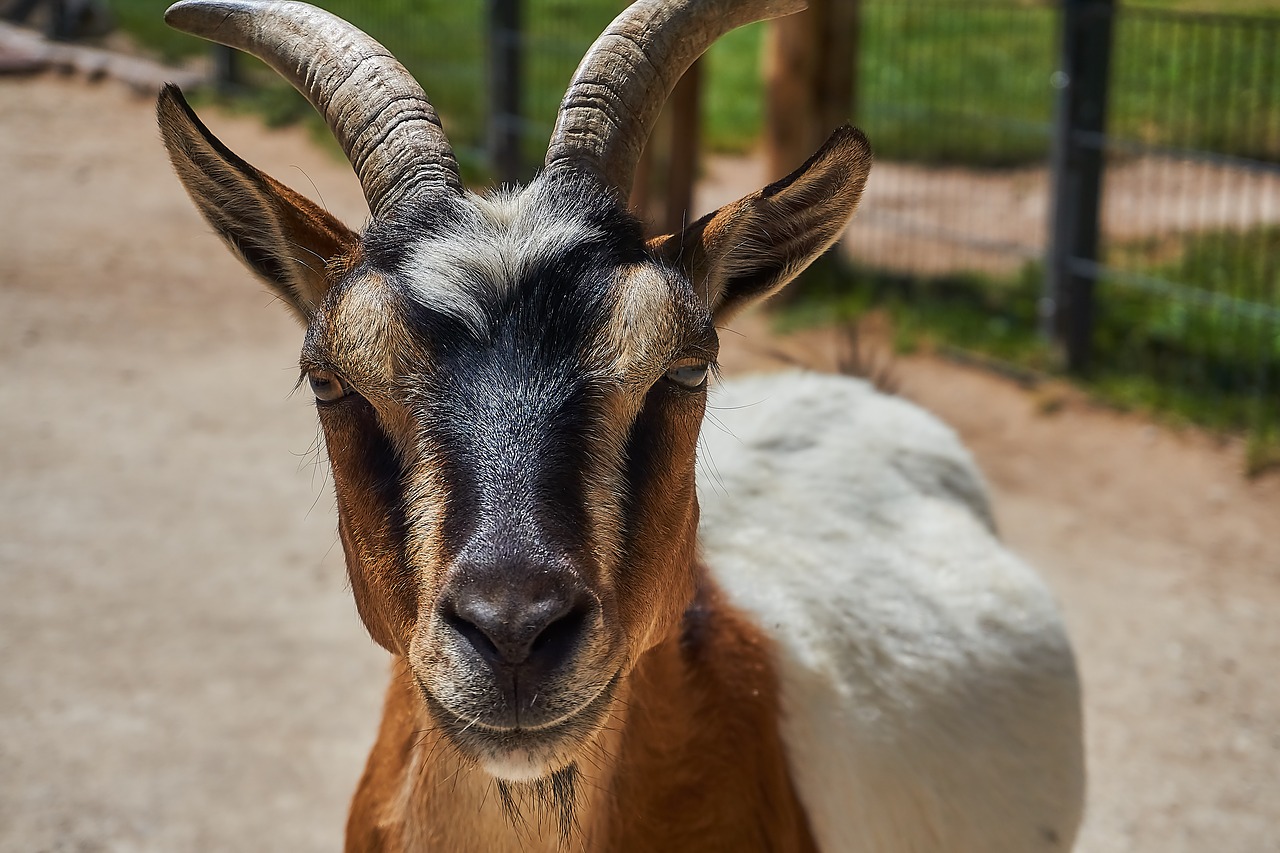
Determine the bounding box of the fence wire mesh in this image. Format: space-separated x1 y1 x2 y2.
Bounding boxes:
1092 7 1279 437
842 1 1279 442
180 0 1279 443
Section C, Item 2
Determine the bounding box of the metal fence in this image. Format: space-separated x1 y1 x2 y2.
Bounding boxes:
842 0 1279 440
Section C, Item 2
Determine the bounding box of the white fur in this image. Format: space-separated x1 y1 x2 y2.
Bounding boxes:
404 189 600 336
698 372 1085 852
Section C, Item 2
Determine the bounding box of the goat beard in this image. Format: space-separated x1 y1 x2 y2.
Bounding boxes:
494 763 580 843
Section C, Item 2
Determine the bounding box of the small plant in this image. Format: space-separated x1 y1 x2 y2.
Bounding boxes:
1245 429 1280 479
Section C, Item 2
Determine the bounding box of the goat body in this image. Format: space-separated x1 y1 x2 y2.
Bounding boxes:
156 0 1085 849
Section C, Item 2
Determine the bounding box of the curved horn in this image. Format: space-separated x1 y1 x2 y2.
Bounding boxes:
546 0 808 196
165 0 461 219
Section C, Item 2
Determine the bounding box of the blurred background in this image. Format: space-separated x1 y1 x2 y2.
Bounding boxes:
2 0 1278 850
14 0 1277 463
92 0 1280 465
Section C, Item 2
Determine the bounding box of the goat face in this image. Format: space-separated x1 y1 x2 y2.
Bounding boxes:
309 173 714 781
158 0 870 784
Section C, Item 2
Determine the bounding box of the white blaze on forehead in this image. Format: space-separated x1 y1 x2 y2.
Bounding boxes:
403 187 602 336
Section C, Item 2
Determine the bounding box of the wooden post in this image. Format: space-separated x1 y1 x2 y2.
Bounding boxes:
662 58 702 234
46 0 73 40
1046 0 1114 372
630 58 703 235
765 0 858 180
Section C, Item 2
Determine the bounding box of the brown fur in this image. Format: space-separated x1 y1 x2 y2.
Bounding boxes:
649 125 871 323
300 258 825 848
156 85 357 321
320 396 419 654
602 579 817 852
347 576 816 852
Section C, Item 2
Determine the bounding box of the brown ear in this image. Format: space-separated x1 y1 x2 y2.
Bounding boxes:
157 84 358 324
651 125 872 323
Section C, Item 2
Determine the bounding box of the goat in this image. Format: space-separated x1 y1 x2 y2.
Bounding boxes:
157 0 1085 849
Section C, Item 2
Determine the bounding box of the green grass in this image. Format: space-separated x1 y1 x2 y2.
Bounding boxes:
854 3 1059 166
855 1 1280 165
110 1 1278 251
108 0 768 166
1246 427 1280 477
110 0 1280 168
1129 0 1280 15
776 227 1280 459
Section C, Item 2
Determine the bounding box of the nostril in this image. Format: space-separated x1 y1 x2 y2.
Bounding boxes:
442 602 503 665
528 603 589 668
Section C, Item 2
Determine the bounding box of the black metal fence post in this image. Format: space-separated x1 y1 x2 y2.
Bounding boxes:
1046 0 1114 373
487 0 523 184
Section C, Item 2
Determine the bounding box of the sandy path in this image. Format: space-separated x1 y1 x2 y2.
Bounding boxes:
1 76 383 850
2 75 1278 852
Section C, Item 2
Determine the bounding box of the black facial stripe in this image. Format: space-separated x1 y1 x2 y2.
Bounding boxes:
328 171 699 580
620 388 667 545
388 177 647 571
618 379 703 563
325 394 413 572
420 355 600 568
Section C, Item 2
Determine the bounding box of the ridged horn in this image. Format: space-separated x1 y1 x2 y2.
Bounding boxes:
545 0 808 196
164 0 461 219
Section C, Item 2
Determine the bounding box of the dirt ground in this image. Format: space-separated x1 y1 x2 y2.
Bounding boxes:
2 75 1279 852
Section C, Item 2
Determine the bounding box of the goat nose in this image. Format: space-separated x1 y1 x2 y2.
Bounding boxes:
442 585 591 672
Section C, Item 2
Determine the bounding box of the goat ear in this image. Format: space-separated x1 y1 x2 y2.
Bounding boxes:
157 84 357 324
650 125 871 323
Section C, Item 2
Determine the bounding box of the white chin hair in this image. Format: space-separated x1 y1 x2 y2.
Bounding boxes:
481 749 558 783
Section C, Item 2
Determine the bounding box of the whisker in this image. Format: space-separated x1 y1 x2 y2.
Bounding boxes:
290 165 330 214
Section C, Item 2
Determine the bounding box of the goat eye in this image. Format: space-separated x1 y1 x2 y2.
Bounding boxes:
307 370 349 403
664 361 710 389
